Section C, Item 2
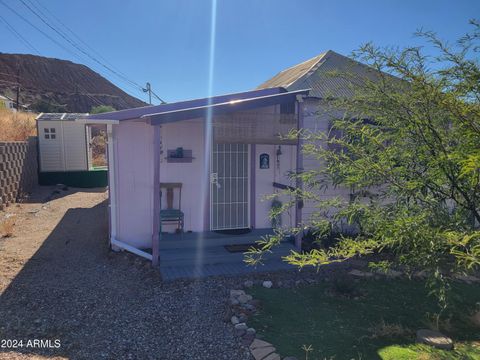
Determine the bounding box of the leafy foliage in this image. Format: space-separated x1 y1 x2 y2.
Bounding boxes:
246 21 480 309
90 105 115 114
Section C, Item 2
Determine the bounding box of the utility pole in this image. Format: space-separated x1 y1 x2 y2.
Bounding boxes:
15 64 20 111
144 82 152 105
143 82 166 105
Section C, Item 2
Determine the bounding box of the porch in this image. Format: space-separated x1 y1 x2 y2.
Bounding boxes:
159 229 296 280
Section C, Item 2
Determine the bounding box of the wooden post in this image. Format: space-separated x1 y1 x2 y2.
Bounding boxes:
152 124 161 266
295 96 304 250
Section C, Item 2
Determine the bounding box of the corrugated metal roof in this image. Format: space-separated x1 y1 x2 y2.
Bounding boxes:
257 50 385 99
36 113 89 121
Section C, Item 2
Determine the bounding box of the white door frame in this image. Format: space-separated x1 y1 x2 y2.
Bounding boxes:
209 143 250 230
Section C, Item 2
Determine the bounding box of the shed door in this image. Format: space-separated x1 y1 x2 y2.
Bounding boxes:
210 144 249 230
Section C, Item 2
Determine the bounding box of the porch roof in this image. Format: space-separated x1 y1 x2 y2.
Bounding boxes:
85 87 309 124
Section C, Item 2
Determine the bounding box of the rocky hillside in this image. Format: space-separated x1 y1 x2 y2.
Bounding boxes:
0 53 147 113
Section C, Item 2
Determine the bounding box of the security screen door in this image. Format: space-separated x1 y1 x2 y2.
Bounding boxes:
210 143 249 230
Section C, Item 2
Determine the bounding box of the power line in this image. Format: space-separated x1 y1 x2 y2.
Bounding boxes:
19 0 146 93
29 0 139 90
0 13 39 54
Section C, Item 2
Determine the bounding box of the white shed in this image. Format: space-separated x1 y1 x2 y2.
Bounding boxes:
36 113 91 172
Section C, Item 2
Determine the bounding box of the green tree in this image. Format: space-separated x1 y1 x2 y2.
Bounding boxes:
247 21 480 319
90 105 115 114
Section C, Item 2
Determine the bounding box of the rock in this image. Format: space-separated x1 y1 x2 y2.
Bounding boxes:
295 280 303 286
454 274 480 284
416 329 453 350
277 281 283 287
414 270 428 279
250 339 273 349
230 289 246 297
238 294 253 304
385 270 403 278
471 311 480 327
234 323 248 336
234 323 248 331
230 298 239 306
263 354 281 360
349 269 373 278
241 334 255 346
262 281 273 288
243 303 256 312
246 327 256 336
283 357 298 360
231 316 239 325
244 280 254 288
238 314 248 323
251 345 276 360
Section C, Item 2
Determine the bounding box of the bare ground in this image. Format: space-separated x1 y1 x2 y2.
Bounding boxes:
0 186 252 360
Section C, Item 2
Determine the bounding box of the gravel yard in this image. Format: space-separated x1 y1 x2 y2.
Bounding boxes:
0 186 255 360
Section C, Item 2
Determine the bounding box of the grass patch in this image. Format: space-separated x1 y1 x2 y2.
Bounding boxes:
248 279 480 359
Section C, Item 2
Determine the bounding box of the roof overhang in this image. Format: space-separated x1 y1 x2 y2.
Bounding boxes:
144 89 310 125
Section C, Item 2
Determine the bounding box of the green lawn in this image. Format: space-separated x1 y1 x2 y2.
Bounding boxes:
248 278 480 360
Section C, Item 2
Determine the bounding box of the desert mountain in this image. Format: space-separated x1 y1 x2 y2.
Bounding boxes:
0 53 147 113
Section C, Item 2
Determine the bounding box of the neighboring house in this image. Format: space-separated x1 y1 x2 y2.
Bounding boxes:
0 94 15 111
81 50 383 265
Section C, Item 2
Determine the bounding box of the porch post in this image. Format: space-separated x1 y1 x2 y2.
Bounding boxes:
250 144 256 229
295 96 304 249
152 124 161 266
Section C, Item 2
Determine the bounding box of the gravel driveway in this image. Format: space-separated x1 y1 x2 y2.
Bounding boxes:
0 187 253 360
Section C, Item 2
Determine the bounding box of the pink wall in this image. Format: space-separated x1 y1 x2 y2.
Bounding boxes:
114 121 154 248
158 119 206 232
254 144 296 229
112 109 297 249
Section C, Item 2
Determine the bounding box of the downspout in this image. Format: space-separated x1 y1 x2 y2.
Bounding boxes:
106 124 117 245
295 95 305 249
151 124 161 266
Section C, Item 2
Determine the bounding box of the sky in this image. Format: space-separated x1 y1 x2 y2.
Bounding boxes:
0 0 478 104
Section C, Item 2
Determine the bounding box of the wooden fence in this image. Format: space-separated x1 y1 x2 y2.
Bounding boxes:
0 138 38 210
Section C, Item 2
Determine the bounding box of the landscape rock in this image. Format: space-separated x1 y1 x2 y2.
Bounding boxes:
262 280 273 288
416 329 453 350
246 327 256 336
349 269 373 278
234 323 248 331
230 298 239 306
384 270 403 278
238 293 253 304
230 289 246 297
244 280 254 288
471 311 480 327
230 316 239 325
251 346 276 360
263 353 281 360
250 339 274 350
454 274 480 284
414 270 429 279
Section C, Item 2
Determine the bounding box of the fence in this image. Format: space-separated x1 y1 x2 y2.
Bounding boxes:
0 137 38 210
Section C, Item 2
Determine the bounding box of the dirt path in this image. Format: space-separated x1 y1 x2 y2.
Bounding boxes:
0 186 251 360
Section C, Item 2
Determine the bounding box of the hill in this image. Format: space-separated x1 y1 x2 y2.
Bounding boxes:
0 53 147 113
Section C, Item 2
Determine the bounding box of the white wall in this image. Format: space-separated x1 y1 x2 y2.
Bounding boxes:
38 120 88 172
301 99 352 222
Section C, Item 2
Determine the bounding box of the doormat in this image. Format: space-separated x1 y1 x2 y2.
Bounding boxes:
224 243 261 253
215 228 251 235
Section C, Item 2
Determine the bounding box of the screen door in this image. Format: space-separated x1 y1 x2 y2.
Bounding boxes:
210 143 249 230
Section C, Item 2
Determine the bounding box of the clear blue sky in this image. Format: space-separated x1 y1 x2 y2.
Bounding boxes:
0 0 478 104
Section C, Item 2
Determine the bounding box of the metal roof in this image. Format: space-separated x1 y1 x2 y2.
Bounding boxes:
85 87 309 124
36 113 89 121
257 50 387 99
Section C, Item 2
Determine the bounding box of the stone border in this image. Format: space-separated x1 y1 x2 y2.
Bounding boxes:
228 268 478 359
229 281 298 360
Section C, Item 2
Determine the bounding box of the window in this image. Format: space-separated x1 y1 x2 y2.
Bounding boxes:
44 128 56 140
